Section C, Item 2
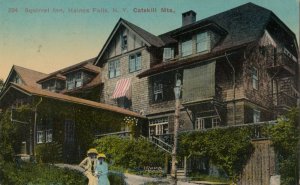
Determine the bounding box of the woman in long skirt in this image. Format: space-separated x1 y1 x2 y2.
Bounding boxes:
95 153 110 185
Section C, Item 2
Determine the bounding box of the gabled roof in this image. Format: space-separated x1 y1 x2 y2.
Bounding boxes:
121 19 164 47
139 3 298 78
3 65 48 89
37 58 98 83
94 18 164 66
159 3 272 52
1 83 145 119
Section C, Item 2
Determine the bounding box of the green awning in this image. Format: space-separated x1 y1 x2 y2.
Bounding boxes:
182 61 216 104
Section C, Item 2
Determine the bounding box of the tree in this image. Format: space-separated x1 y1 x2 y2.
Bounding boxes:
0 79 3 92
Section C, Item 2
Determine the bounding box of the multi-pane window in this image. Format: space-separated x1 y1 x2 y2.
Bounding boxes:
45 129 53 143
252 67 259 90
195 116 220 130
153 82 163 102
163 48 174 61
129 53 142 72
64 120 75 143
121 34 128 52
181 39 192 57
66 72 83 90
36 118 53 144
109 60 120 78
149 117 168 136
197 32 210 53
37 131 44 144
195 118 205 130
253 109 261 123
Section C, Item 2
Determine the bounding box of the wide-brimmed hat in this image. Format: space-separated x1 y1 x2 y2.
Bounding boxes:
87 148 98 155
97 153 106 159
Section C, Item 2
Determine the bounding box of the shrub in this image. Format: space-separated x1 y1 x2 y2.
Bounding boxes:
94 136 166 176
35 142 63 163
0 162 86 185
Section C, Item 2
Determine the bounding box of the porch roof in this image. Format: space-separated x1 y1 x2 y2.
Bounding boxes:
2 83 146 119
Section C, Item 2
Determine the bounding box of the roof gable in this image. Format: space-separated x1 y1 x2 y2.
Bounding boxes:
94 18 164 66
3 65 47 89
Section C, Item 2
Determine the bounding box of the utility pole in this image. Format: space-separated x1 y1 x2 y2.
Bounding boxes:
171 74 182 185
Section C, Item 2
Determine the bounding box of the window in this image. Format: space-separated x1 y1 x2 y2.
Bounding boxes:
195 118 205 130
153 82 163 102
45 129 53 143
163 48 174 61
195 116 219 130
149 117 168 136
121 34 128 52
64 120 75 143
75 72 83 88
108 60 120 78
212 117 220 128
253 109 261 123
252 67 259 90
116 97 132 109
181 39 192 57
37 131 44 144
36 118 53 144
13 75 21 84
197 32 210 53
129 53 142 72
66 72 83 90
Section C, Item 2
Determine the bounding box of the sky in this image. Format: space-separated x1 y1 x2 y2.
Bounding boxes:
0 0 299 81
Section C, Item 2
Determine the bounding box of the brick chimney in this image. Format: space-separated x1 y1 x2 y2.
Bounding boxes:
182 10 196 26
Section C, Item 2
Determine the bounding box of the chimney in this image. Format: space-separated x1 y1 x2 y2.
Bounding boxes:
182 10 196 26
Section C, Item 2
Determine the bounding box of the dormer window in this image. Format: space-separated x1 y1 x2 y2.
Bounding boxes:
13 75 21 84
181 39 192 57
163 48 174 61
197 32 210 53
66 72 83 90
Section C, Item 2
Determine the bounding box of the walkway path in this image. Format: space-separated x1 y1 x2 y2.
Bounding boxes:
54 163 198 185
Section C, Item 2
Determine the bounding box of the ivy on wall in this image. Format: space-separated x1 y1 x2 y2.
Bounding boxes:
0 96 144 163
178 126 254 181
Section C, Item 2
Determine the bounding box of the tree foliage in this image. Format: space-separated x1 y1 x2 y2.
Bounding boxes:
0 109 24 162
0 78 3 92
268 108 299 185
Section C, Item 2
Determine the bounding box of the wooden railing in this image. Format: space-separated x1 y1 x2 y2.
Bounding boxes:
266 53 297 75
95 131 131 138
273 91 297 108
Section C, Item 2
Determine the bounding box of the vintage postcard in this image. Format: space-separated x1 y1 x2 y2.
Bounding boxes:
0 0 299 184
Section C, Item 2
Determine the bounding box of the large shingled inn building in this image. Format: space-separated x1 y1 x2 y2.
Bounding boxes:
0 2 299 182
94 2 299 136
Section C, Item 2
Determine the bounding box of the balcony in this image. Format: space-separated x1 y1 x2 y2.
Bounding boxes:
266 53 297 77
272 91 297 109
